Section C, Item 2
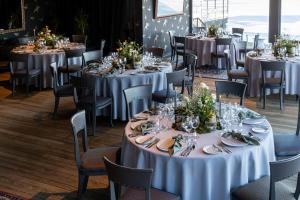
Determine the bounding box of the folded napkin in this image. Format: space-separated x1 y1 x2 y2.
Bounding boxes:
132 121 156 135
238 110 264 120
168 134 184 156
222 132 260 145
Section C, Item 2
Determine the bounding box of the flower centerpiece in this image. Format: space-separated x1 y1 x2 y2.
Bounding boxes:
207 24 219 38
117 41 142 69
273 35 298 57
36 26 58 49
173 83 216 133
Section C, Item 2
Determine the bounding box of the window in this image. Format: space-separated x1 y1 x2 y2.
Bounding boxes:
193 0 269 42
281 0 300 40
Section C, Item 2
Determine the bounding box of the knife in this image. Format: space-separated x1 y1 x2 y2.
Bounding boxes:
146 138 160 148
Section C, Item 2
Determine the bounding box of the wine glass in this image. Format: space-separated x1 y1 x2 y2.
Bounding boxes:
182 116 193 145
191 115 199 144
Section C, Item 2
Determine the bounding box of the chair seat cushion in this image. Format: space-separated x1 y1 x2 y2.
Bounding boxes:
274 134 300 156
56 84 74 96
59 65 82 73
152 89 177 103
228 69 249 78
80 147 120 170
232 176 293 200
260 78 285 87
81 96 112 107
14 68 41 76
120 188 180 200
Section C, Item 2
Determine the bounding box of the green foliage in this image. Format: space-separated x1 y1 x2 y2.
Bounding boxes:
117 41 143 68
174 85 216 134
74 11 88 35
207 24 219 37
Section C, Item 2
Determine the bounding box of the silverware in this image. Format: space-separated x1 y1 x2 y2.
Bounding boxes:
218 144 232 154
185 145 195 157
180 146 191 156
213 144 223 153
140 136 154 145
131 117 148 122
146 138 160 148
248 132 262 142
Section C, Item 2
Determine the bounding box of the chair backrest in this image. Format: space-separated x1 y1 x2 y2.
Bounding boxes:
253 34 259 49
103 156 153 200
123 85 153 120
79 74 97 104
260 61 285 86
65 48 85 67
184 53 197 82
100 39 106 58
233 41 247 63
49 62 60 94
297 99 300 136
232 28 244 35
269 154 300 200
83 50 101 66
70 110 89 168
215 80 247 106
147 47 164 58
166 69 186 95
168 31 175 46
72 35 87 45
215 38 232 54
224 49 232 73
174 36 185 46
18 36 34 45
9 53 29 74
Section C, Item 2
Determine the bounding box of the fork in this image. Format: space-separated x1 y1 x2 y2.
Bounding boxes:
248 132 262 142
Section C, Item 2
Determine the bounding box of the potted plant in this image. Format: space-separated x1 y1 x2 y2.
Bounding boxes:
207 24 219 38
74 10 88 36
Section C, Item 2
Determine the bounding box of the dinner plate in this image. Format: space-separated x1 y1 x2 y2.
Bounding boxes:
251 127 269 134
243 118 265 125
135 135 154 145
203 145 221 155
221 136 248 147
156 137 174 152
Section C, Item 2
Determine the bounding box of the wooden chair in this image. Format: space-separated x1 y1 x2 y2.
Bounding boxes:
232 154 300 200
75 74 113 136
103 156 180 200
49 62 75 117
72 35 87 46
274 99 300 157
224 50 248 84
215 80 247 106
152 69 186 107
233 41 246 68
146 47 164 58
168 31 179 61
9 53 42 96
123 85 153 120
211 38 232 68
58 48 85 83
174 36 194 68
260 61 285 110
70 111 120 199
83 50 102 66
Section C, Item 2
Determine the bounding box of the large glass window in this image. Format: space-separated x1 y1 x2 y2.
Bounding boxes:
281 0 300 40
193 0 269 41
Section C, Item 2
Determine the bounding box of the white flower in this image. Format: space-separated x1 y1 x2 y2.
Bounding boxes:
200 82 209 89
211 93 216 101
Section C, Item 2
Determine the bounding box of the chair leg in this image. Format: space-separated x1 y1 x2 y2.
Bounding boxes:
294 172 300 199
92 107 96 136
26 77 30 96
12 78 15 96
280 87 284 111
53 96 60 118
39 75 42 91
110 104 114 127
77 174 89 199
175 53 179 68
263 88 266 109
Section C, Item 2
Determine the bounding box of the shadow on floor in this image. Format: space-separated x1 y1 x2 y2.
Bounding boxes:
31 189 109 200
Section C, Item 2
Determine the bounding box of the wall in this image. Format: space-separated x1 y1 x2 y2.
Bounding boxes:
142 0 191 55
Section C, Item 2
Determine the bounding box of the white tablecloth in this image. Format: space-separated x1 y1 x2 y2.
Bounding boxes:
122 113 276 200
11 43 85 88
86 63 173 121
245 54 300 97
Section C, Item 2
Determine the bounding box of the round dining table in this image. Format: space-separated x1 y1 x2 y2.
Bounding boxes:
10 43 85 88
85 63 173 121
121 110 276 200
245 53 300 97
185 36 238 69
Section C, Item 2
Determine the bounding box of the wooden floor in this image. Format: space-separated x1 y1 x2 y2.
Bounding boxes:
0 73 298 200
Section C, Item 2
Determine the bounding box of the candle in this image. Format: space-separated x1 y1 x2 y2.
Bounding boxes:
33 29 36 37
